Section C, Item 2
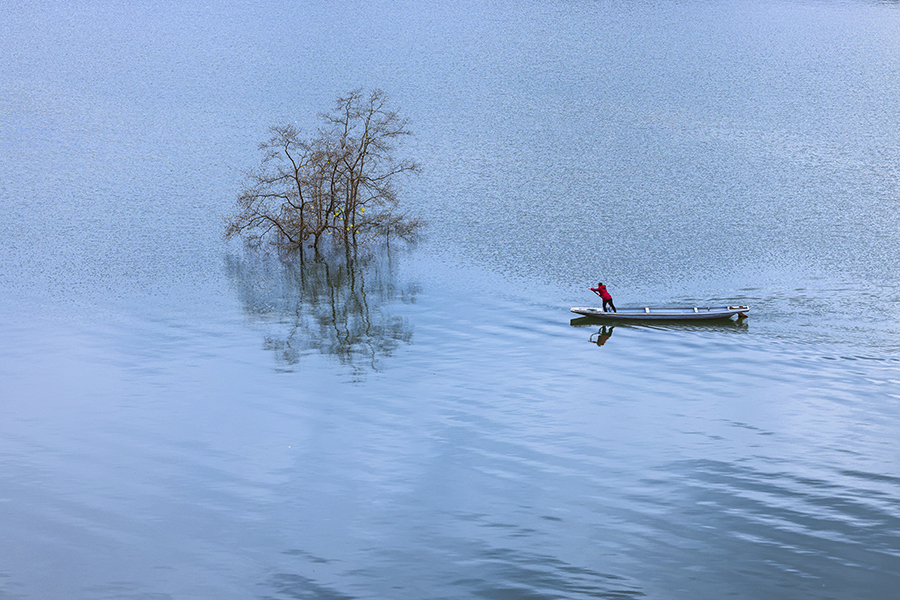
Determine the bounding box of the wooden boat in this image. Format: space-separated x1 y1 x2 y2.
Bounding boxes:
570 305 750 321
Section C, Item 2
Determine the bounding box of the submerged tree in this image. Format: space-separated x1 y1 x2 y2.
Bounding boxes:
225 89 422 253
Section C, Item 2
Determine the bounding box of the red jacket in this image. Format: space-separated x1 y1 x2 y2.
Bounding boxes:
591 285 612 300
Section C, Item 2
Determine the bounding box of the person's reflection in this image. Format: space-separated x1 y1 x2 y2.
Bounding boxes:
590 325 614 347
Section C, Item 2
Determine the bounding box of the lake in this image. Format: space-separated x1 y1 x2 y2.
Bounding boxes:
1 0 899 598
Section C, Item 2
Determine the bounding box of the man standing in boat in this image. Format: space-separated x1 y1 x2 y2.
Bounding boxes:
590 282 617 313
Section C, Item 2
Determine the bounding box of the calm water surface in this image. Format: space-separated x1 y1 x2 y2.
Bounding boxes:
1 1 899 599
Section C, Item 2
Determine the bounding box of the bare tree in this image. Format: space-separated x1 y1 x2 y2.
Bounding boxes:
225 89 422 254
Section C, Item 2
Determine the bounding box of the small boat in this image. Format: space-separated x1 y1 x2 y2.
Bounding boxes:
570 305 750 321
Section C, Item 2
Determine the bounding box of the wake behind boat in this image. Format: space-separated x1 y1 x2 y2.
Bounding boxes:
570 305 750 321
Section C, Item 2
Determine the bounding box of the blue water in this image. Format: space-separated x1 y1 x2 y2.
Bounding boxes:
2 1 900 598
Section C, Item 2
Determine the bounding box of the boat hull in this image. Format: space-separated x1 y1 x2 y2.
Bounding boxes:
569 306 750 321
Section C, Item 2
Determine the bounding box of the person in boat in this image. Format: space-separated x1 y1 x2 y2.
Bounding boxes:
590 282 617 313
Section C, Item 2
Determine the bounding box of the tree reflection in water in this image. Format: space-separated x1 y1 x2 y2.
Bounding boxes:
225 245 419 373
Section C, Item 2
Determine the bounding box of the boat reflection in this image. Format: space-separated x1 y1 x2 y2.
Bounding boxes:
225 245 419 372
571 315 749 348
